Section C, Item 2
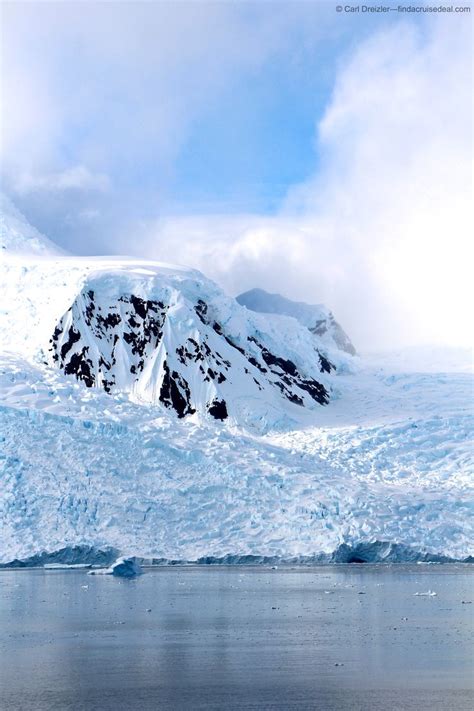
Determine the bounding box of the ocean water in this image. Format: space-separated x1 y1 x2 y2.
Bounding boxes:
0 565 472 710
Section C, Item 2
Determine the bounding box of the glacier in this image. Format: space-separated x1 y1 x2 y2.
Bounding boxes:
0 195 472 565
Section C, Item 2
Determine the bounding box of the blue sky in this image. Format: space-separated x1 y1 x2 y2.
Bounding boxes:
170 27 341 215
169 7 417 217
1 2 471 349
1 1 406 231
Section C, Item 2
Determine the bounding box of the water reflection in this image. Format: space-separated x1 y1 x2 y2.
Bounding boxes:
0 566 472 710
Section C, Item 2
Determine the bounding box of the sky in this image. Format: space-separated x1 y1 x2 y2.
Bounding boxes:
0 0 472 351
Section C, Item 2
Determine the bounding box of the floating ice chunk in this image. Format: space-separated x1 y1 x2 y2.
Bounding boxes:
413 590 437 597
109 557 142 577
88 556 142 578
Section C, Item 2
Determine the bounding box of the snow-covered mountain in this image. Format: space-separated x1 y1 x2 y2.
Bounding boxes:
1 193 346 428
0 195 472 566
237 288 356 355
0 198 343 428
46 268 339 425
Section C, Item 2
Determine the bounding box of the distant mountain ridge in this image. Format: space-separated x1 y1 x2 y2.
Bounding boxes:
237 288 356 355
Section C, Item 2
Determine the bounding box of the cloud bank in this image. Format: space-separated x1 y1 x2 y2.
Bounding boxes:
138 16 472 350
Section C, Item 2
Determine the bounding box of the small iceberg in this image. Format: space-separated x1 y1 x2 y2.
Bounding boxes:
413 590 437 597
88 556 142 578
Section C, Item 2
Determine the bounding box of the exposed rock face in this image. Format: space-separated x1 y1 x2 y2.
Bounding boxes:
237 288 356 356
48 271 337 424
50 290 169 394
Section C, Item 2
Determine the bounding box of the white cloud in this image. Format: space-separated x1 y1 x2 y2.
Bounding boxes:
137 16 472 351
0 0 335 254
14 165 110 194
0 1 321 188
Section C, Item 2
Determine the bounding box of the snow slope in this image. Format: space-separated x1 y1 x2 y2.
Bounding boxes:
0 197 472 564
0 193 63 256
237 288 356 355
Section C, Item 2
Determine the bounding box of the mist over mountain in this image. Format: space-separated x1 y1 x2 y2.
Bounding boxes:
237 288 356 356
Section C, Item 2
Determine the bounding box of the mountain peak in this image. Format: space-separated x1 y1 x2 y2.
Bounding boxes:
237 288 356 356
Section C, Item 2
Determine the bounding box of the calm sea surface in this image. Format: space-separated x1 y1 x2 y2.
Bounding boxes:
0 565 472 710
